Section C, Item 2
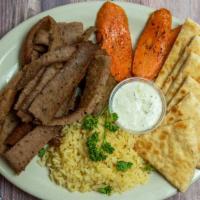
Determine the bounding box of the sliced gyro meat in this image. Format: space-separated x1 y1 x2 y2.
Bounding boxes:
92 74 116 115
15 69 46 123
31 50 40 61
34 29 49 46
50 89 79 146
21 67 59 112
16 110 33 123
54 88 78 118
58 22 84 45
0 72 22 123
54 98 71 118
4 126 60 173
17 46 76 90
49 22 63 50
47 50 116 126
29 42 98 124
33 45 48 53
80 26 96 41
20 16 56 66
5 123 33 146
15 68 45 110
0 113 19 154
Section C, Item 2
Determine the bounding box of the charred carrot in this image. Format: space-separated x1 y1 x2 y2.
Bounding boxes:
96 2 132 81
132 9 172 80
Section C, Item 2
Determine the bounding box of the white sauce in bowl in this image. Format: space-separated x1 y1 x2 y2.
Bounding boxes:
109 78 165 134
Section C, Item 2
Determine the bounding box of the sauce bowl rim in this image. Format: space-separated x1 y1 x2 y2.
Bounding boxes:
109 77 166 135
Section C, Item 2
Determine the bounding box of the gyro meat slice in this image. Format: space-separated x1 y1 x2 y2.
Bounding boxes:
4 126 60 173
20 16 56 66
0 72 22 123
29 42 98 124
5 123 33 146
58 22 84 45
15 68 45 110
34 29 49 46
48 50 116 126
0 113 19 154
17 46 76 90
21 67 59 112
80 26 96 42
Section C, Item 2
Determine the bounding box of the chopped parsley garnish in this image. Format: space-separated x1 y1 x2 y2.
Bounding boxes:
104 122 119 132
86 132 107 161
110 112 118 121
104 112 119 132
82 115 98 130
98 185 112 195
38 148 46 158
143 163 154 173
101 142 115 154
83 110 118 162
116 161 133 171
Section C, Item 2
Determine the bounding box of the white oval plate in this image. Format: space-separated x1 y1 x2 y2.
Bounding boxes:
0 2 199 200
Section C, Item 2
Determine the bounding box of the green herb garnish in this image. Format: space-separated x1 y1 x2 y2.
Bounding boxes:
101 142 115 154
143 163 154 173
98 185 112 195
104 112 119 132
38 148 46 158
110 112 118 121
104 122 119 132
86 132 107 161
82 115 98 130
116 161 133 171
84 110 118 162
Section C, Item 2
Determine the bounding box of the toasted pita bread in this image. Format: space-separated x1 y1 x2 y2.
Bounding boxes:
164 93 200 168
162 36 200 94
155 18 200 89
166 52 200 104
167 76 200 111
164 93 200 124
134 119 198 192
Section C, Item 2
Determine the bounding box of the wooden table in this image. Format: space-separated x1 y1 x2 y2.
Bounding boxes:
0 0 200 199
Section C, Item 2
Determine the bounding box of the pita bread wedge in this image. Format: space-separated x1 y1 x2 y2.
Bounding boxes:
167 76 200 111
162 36 200 94
164 93 200 168
134 119 198 192
166 52 200 104
155 18 200 89
164 93 200 124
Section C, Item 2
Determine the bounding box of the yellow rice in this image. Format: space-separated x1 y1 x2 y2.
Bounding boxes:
43 117 149 193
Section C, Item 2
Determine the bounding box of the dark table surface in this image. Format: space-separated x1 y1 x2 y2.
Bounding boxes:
0 0 200 200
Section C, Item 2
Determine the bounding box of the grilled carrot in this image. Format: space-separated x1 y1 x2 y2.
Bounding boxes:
132 9 172 80
96 2 132 81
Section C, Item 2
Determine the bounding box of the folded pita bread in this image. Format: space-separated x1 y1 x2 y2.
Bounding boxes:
166 52 200 104
164 93 200 168
162 36 200 94
134 119 198 192
155 18 200 89
167 76 200 111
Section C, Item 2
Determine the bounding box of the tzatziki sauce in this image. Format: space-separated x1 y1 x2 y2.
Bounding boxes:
109 78 165 133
